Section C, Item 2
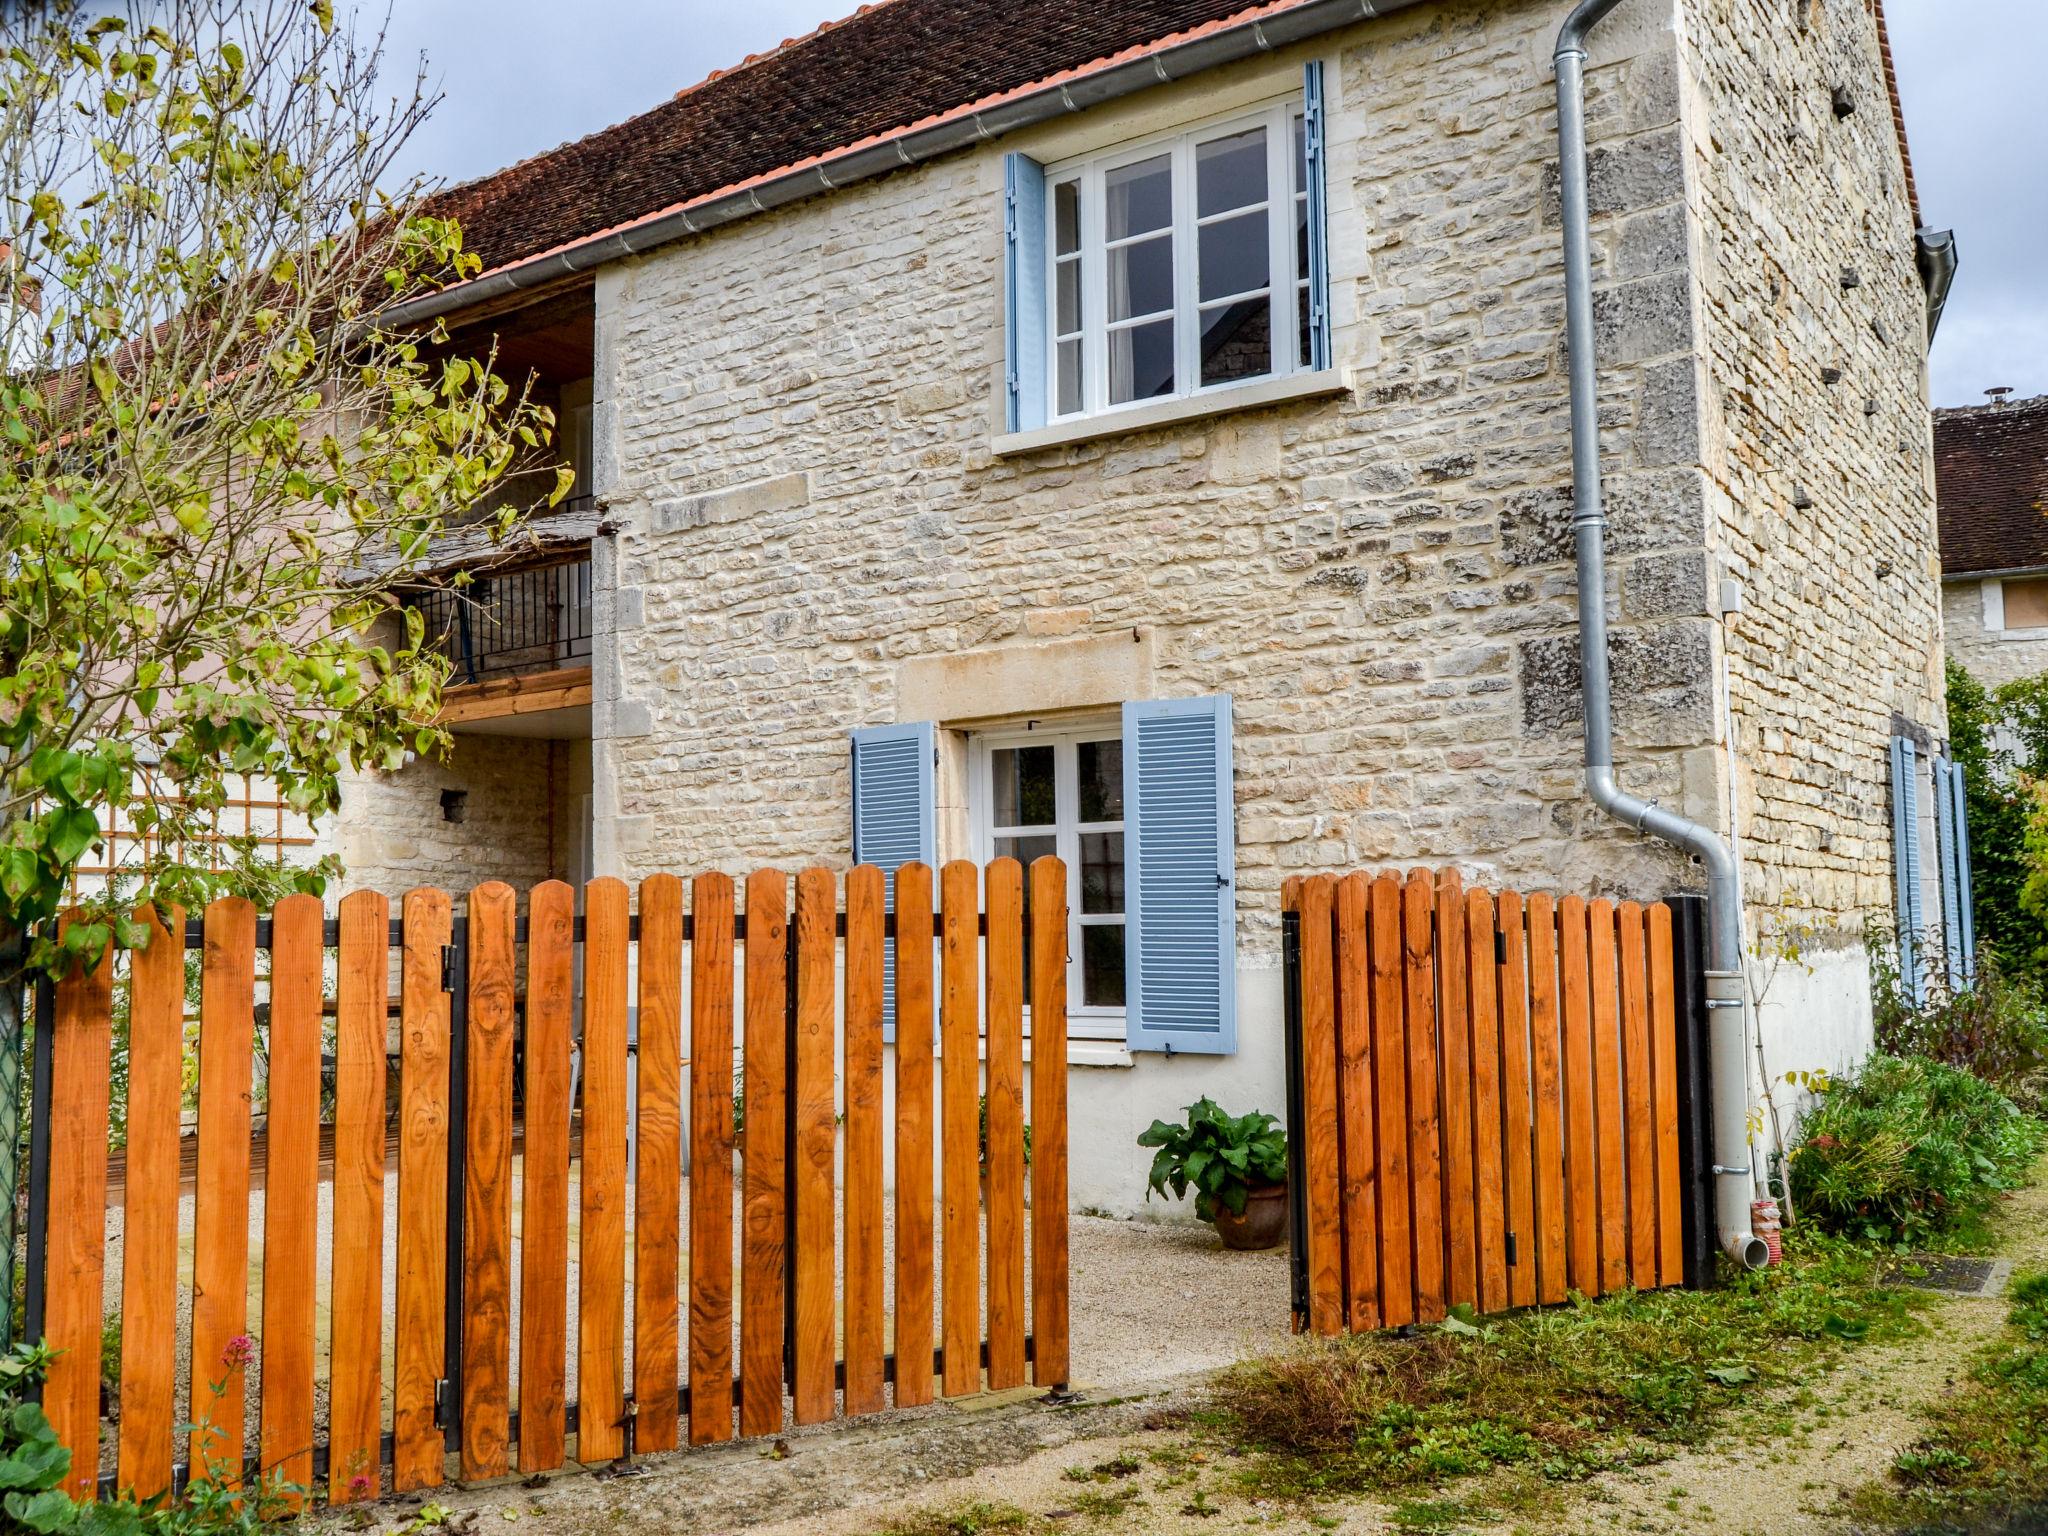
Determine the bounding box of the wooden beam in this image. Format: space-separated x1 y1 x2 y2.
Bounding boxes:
437 666 592 725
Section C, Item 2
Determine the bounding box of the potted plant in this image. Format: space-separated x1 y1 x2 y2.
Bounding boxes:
1138 1097 1290 1249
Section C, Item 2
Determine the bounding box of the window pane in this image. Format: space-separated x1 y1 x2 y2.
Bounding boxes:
991 746 1055 828
1297 281 1312 371
1056 338 1082 416
1054 179 1080 257
1296 195 1310 286
1077 739 1123 822
1056 257 1080 335
1109 318 1176 403
1109 234 1173 322
1082 925 1126 1008
1198 208 1268 302
1293 113 1306 194
1105 154 1171 240
995 833 1057 868
1197 127 1267 217
1200 297 1273 386
1081 831 1124 914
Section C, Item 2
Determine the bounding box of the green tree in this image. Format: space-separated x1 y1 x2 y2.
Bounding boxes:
0 2 563 1337
1946 657 2048 974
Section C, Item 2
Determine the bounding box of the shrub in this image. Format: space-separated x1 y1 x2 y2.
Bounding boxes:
1138 1097 1287 1221
1789 1054 2044 1246
1868 936 2048 1111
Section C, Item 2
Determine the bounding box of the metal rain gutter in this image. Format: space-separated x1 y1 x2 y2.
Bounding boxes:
1916 227 1957 342
376 0 1433 330
1552 0 1767 1270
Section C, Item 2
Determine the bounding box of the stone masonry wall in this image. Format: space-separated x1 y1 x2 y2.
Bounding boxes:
1676 0 1942 943
1944 578 2048 689
597 0 1724 961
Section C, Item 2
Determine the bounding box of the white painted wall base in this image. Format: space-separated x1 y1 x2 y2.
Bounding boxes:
1749 942 1876 1183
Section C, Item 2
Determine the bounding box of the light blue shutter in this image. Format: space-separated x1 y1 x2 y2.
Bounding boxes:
1889 735 1922 1005
1004 153 1048 433
851 722 936 1041
1949 757 1977 980
1933 756 1964 993
1123 696 1236 1054
1302 60 1333 372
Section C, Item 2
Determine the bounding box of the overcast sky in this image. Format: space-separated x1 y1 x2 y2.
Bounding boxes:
369 1 2044 409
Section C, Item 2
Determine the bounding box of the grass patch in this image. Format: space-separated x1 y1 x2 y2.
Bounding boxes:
1210 1230 1924 1500
873 1500 1034 1536
1848 1267 2048 1533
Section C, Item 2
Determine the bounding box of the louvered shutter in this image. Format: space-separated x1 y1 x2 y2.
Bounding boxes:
1004 152 1048 434
1948 757 1977 981
1302 60 1333 372
1933 756 1965 993
851 722 936 1041
1123 696 1236 1054
1889 735 1923 1005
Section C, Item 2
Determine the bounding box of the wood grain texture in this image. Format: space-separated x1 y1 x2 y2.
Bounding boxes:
1558 894 1600 1298
740 870 790 1435
688 873 736 1445
1334 872 1379 1334
578 878 630 1463
983 859 1027 1390
190 897 255 1488
939 861 982 1397
843 865 889 1413
893 863 938 1408
1368 873 1413 1328
117 906 183 1502
518 881 575 1472
261 895 325 1504
1403 870 1445 1324
1435 871 1476 1312
1028 855 1070 1388
1297 874 1344 1336
1495 892 1539 1311
1647 904 1685 1288
1527 893 1568 1306
44 915 113 1500
393 888 451 1491
460 883 517 1481
1466 888 1509 1315
329 891 389 1503
1587 898 1627 1295
1617 902 1659 1289
792 867 838 1424
634 875 684 1454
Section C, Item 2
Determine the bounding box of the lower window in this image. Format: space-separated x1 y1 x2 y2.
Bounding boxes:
971 720 1125 1041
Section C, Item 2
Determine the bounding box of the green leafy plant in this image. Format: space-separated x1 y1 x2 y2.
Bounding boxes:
1138 1097 1287 1221
1866 929 2048 1111
977 1093 1032 1172
1788 1053 2044 1246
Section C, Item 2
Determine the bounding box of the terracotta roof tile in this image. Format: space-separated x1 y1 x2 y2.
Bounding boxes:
1936 396 2048 576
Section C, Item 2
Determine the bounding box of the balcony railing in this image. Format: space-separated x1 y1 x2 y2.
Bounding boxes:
404 551 592 685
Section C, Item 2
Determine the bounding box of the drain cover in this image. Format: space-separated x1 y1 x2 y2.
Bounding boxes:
1881 1256 2010 1297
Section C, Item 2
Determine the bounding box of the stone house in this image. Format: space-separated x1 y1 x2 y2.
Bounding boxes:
320 0 1952 1214
1939 394 2048 689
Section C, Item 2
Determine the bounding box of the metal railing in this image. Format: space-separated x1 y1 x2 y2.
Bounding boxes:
404 549 592 684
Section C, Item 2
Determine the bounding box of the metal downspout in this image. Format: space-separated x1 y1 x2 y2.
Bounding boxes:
1553 0 1767 1269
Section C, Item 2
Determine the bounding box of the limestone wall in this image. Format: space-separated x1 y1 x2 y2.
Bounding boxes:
1944 577 2048 689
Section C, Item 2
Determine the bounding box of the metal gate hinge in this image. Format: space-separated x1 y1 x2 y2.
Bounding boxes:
440 944 457 993
432 1377 451 1428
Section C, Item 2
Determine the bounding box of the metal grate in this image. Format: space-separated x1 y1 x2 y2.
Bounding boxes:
404 551 593 685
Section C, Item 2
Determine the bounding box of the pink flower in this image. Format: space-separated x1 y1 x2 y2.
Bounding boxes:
348 1473 374 1498
220 1334 254 1370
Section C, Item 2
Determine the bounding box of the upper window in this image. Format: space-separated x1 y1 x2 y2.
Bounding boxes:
1044 102 1314 423
2003 576 2048 631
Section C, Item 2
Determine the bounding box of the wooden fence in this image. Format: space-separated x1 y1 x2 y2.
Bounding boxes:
28 859 1071 1506
1282 868 1695 1337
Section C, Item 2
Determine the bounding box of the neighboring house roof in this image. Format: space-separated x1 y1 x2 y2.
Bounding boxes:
418 0 1921 304
1936 394 2048 577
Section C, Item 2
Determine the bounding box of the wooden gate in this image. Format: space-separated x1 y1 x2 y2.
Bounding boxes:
26 859 1070 1506
1281 868 1703 1337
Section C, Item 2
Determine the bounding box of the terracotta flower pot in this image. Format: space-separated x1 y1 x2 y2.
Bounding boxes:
1213 1182 1289 1250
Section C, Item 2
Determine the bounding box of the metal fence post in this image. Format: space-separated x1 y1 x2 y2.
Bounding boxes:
1281 908 1309 1332
442 916 470 1451
1664 893 1716 1289
0 929 25 1354
20 968 53 1371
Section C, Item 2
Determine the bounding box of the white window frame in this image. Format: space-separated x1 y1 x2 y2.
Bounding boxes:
1044 97 1308 426
968 718 1126 1042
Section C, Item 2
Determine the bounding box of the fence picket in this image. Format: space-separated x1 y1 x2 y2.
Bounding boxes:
518 881 575 1472
1557 894 1600 1298
329 891 389 1502
459 882 517 1481
792 867 838 1424
984 859 1028 1389
1334 872 1379 1333
1466 888 1509 1315
894 863 938 1407
1618 902 1659 1288
1648 903 1685 1286
117 906 183 1503
688 872 736 1445
1368 872 1413 1328
262 894 326 1503
1028 855 1071 1389
634 876 684 1454
1588 898 1627 1294
843 866 888 1414
939 861 982 1397
740 870 790 1435
1495 892 1538 1311
1296 875 1344 1334
1436 871 1476 1312
191 897 256 1488
44 916 113 1500
1527 893 1567 1306
577 878 631 1463
394 888 452 1490
1402 871 1445 1324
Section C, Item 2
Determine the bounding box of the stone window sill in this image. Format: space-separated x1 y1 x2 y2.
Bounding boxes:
991 368 1350 457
